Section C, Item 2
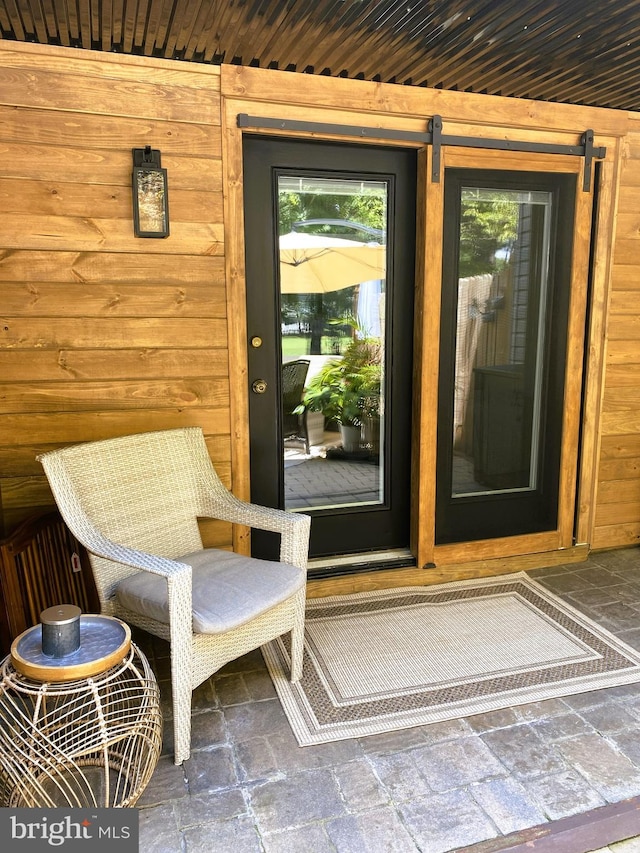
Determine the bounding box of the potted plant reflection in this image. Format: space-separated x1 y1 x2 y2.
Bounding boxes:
301 320 382 456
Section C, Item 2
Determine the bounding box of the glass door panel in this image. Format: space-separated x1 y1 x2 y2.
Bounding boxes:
244 136 415 560
436 169 576 544
277 176 388 512
452 188 552 497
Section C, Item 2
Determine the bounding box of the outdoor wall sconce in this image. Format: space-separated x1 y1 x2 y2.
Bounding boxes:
132 146 169 238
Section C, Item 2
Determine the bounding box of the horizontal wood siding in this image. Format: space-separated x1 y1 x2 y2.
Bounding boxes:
593 121 640 550
0 43 228 541
2 42 638 581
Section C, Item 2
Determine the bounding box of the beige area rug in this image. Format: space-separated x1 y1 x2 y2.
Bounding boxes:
263 572 640 745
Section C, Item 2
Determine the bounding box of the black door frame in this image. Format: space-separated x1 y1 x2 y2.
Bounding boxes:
435 168 577 544
242 135 417 561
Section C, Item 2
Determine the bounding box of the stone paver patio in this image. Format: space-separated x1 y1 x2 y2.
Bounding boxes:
135 546 640 852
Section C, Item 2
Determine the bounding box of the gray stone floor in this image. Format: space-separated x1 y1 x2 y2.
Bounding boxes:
135 546 640 853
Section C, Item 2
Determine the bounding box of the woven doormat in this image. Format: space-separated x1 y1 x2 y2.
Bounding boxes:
263 572 640 745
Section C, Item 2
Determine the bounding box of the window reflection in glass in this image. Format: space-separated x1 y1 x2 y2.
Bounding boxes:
452 188 552 498
276 175 388 511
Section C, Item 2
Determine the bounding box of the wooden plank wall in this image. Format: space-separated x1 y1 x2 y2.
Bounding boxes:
0 43 230 547
1 42 639 564
593 117 640 550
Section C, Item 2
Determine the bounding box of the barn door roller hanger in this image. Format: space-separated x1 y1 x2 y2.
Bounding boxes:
429 116 604 191
237 114 605 192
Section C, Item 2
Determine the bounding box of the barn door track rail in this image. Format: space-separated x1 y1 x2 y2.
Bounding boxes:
237 114 605 192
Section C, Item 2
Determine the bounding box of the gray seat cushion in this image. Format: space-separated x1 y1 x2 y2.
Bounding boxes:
115 549 305 634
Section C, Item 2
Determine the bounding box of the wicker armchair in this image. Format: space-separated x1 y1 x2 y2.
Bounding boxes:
282 358 310 454
37 427 310 765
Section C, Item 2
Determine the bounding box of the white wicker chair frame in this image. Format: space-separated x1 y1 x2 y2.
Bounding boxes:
37 428 310 765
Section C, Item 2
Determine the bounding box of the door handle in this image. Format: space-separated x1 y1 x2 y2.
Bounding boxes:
252 379 268 394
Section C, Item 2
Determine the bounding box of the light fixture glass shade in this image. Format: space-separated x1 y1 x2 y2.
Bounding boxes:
132 147 169 238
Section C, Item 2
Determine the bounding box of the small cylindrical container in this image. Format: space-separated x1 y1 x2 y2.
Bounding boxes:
40 604 82 658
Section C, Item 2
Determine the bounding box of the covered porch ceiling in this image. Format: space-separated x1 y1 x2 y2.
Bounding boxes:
1 0 640 112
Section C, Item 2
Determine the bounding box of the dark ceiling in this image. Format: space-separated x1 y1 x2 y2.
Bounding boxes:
2 0 640 111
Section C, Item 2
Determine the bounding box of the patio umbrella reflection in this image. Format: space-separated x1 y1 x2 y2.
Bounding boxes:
279 231 386 294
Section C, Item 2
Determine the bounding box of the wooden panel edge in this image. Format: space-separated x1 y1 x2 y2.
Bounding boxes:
221 96 251 555
306 545 589 598
221 65 629 138
434 531 561 564
576 139 622 545
556 158 593 548
0 40 222 81
415 144 444 566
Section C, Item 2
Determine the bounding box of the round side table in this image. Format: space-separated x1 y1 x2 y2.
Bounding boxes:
0 614 162 808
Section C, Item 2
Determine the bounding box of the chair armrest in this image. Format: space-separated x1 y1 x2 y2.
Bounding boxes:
200 490 311 570
53 513 193 634
72 516 191 580
186 429 311 570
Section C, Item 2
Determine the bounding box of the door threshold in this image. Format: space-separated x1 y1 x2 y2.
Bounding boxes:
307 549 416 579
